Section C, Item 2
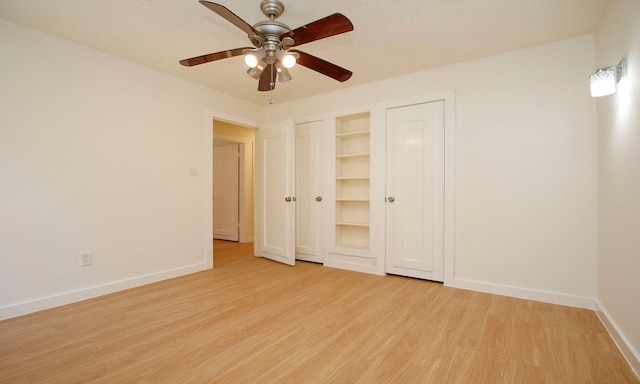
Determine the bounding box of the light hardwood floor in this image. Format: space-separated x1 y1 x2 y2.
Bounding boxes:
1 240 637 383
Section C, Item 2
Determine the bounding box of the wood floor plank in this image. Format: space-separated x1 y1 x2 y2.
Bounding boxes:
0 240 637 383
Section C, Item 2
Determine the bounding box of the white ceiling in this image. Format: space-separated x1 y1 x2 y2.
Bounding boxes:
0 0 610 106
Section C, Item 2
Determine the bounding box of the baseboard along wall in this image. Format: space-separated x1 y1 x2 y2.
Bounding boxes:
0 262 210 321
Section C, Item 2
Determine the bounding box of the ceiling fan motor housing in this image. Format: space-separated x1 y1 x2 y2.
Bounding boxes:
251 0 292 49
260 0 285 19
251 0 292 60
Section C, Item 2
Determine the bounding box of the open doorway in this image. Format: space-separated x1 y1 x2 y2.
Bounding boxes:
212 119 256 246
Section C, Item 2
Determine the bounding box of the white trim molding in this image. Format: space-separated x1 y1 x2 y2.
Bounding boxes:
596 301 640 378
204 108 259 267
450 279 639 378
0 262 210 321
450 277 597 309
376 90 456 284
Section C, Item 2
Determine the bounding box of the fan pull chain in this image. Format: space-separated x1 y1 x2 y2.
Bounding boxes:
269 64 276 104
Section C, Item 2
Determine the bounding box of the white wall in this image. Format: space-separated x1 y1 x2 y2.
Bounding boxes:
266 35 598 304
0 16 602 320
595 0 640 373
0 18 262 319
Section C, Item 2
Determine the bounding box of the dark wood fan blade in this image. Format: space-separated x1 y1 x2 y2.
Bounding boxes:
258 64 277 91
199 1 265 40
179 47 251 67
282 13 353 47
292 50 352 82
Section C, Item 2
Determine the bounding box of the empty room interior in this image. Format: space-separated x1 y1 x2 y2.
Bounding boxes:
1 0 639 382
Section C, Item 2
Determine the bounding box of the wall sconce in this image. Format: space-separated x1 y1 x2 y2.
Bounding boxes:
590 59 627 97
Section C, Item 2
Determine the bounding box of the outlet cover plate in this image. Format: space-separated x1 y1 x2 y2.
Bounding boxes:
80 252 92 267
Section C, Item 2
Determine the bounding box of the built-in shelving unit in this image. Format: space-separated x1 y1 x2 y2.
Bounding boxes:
335 112 370 250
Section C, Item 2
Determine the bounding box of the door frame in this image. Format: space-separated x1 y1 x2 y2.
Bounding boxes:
374 91 456 285
204 110 259 268
385 100 445 281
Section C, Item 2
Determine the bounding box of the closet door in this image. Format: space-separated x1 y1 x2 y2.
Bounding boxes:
295 120 323 263
255 120 295 266
385 101 445 281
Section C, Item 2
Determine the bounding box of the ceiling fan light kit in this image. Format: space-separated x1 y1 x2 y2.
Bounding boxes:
244 52 260 68
179 0 354 92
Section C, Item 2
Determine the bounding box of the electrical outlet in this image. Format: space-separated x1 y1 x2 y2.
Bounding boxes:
80 252 92 267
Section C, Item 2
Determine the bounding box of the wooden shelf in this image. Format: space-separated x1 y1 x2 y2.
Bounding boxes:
336 153 369 159
337 222 370 228
335 112 371 252
336 176 369 181
334 243 370 251
336 130 370 139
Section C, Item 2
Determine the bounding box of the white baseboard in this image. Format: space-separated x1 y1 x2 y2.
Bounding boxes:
0 262 211 321
325 252 378 275
448 279 638 378
595 301 640 378
449 277 597 309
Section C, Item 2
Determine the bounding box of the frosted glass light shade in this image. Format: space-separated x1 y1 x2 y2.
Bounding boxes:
244 53 259 68
281 54 296 69
590 68 616 97
247 63 265 79
277 64 292 82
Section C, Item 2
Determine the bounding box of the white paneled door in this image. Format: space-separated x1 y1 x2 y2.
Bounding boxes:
295 120 323 263
255 121 296 266
213 143 239 241
386 101 445 281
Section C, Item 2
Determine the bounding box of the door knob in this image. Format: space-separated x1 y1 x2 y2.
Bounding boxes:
285 197 292 202
315 196 323 202
386 196 395 202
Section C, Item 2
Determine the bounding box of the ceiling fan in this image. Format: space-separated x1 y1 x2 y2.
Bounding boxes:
179 0 354 92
